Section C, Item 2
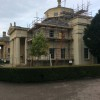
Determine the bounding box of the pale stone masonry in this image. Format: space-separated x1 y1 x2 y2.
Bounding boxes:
0 32 10 62
8 0 96 66
8 25 28 66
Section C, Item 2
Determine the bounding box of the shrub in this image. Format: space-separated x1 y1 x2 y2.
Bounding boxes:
0 65 100 83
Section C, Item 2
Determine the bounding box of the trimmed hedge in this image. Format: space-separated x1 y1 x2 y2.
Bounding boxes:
0 66 100 83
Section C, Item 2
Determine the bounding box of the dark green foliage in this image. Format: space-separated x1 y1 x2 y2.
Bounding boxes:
83 10 100 57
0 66 100 83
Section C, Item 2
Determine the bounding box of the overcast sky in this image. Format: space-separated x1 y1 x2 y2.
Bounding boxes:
0 0 99 36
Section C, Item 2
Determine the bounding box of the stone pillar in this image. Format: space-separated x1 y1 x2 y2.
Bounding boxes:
15 38 20 65
10 40 13 64
2 46 4 59
13 39 16 64
25 38 27 64
3 45 5 60
1 46 3 59
12 40 14 65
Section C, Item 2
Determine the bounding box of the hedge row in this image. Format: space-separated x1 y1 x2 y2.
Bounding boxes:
0 66 100 83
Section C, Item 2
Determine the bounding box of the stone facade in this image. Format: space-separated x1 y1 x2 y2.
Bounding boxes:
0 32 10 62
8 24 28 66
8 0 95 66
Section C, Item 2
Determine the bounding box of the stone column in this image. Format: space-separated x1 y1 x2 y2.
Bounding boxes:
3 45 5 60
10 40 13 64
15 38 20 65
2 46 4 59
13 39 16 64
25 38 27 65
1 46 3 59
12 40 14 65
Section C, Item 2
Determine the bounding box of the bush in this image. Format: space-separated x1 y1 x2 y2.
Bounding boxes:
0 65 100 83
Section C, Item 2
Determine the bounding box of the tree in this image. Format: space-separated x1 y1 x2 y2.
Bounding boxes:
83 10 100 58
30 31 48 59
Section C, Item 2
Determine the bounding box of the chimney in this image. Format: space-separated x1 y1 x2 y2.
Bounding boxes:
57 0 61 7
14 22 16 26
3 31 6 37
10 23 12 27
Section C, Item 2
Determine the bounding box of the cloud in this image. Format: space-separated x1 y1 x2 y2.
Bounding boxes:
0 0 37 19
0 0 45 34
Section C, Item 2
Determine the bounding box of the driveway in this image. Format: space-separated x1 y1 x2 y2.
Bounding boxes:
0 78 100 100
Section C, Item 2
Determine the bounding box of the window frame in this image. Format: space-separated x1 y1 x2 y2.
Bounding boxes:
49 30 54 37
61 48 65 59
49 48 55 59
84 48 89 59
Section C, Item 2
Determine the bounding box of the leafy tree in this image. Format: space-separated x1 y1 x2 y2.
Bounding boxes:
30 31 48 58
83 10 100 58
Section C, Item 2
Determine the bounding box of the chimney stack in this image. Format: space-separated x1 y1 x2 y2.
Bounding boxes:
10 23 12 27
57 0 61 7
14 22 16 26
3 31 6 37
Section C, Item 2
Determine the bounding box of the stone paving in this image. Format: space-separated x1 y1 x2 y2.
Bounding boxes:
0 78 100 100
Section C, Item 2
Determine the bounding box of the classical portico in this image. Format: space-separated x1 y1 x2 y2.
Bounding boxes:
8 23 28 66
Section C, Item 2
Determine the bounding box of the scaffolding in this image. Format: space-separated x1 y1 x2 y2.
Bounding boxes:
27 2 92 65
27 18 73 66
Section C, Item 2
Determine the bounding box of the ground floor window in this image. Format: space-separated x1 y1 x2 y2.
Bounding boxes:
84 48 89 59
49 48 55 59
61 48 65 59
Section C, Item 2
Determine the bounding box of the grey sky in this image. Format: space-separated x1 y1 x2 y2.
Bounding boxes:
0 0 99 36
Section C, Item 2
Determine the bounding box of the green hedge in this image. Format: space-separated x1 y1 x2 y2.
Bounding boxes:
0 66 100 83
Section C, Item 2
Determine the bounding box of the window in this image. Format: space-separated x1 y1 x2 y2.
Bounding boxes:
49 30 54 37
84 48 89 59
49 48 55 59
8 48 10 53
54 12 58 17
61 48 65 59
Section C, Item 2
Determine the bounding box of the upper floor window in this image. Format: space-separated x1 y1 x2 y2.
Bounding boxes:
54 12 58 17
84 48 89 59
49 30 54 37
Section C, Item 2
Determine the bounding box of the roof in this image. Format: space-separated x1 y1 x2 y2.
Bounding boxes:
44 7 74 14
0 36 9 42
42 17 69 26
8 26 29 35
28 17 72 32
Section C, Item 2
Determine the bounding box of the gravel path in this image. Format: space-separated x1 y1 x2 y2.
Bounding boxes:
0 78 100 100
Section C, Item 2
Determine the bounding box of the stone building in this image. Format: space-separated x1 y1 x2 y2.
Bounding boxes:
8 23 28 66
8 0 95 66
0 32 10 62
